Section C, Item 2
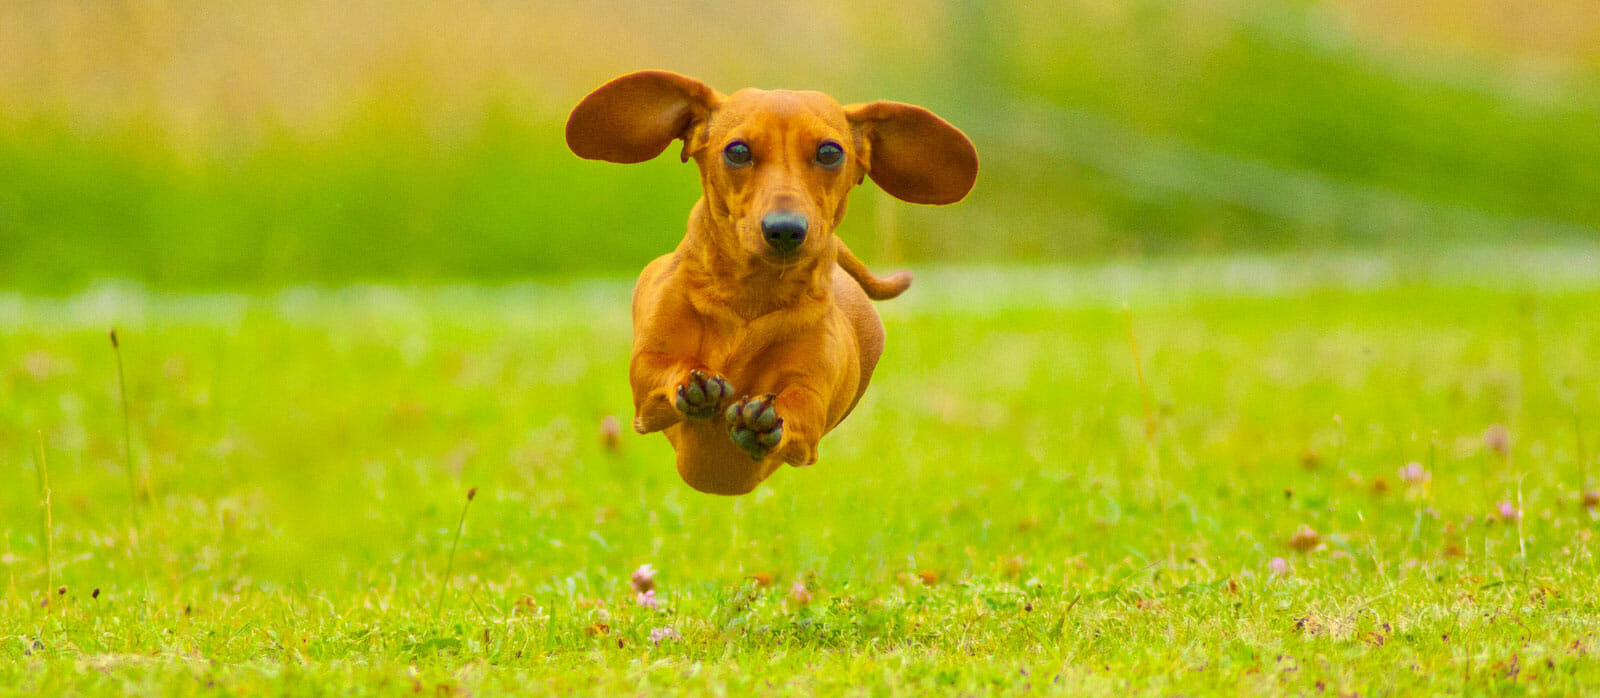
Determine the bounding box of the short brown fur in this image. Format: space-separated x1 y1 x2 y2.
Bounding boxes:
567 70 977 494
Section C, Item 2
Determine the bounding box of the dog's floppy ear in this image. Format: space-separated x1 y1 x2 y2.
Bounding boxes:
566 71 723 164
845 101 978 205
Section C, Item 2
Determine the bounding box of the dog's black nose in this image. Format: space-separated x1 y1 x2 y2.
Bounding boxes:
760 212 808 252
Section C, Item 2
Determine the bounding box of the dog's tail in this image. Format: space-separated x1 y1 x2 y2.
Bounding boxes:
836 240 912 301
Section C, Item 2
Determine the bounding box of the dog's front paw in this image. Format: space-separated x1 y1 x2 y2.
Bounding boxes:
674 369 731 419
725 394 783 460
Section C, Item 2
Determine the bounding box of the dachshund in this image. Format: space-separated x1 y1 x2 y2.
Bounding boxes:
566 70 977 494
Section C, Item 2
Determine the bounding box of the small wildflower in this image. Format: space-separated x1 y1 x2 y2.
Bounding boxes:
635 590 658 611
600 416 622 452
1001 555 1025 578
1269 557 1289 576
789 581 812 604
1399 461 1430 485
585 621 610 636
630 564 656 594
1496 500 1521 522
749 572 774 587
1483 424 1510 457
649 627 681 645
917 570 940 586
1288 525 1322 552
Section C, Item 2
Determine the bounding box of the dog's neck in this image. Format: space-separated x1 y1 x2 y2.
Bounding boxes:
677 199 835 321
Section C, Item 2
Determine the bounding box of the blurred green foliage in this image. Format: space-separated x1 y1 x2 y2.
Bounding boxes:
2 0 1597 290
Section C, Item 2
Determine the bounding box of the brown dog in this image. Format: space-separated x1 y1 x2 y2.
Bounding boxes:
566 70 977 494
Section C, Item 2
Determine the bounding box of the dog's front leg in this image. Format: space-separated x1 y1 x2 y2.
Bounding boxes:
630 351 733 434
725 383 829 466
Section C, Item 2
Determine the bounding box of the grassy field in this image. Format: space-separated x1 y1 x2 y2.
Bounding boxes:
3 244 1599 695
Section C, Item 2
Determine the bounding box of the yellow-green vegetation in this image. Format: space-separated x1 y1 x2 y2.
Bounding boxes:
4 0 1600 289
4 244 1598 695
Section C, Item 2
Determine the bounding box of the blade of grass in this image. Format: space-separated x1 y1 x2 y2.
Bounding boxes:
110 328 141 534
33 431 54 600
110 327 152 609
434 486 478 622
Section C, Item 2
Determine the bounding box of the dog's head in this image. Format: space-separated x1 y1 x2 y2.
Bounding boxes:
567 71 977 264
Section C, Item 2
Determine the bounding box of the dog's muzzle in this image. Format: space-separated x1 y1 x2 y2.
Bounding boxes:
760 212 808 253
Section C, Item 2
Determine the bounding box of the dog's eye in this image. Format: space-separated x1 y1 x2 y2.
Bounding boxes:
815 142 845 169
723 141 753 168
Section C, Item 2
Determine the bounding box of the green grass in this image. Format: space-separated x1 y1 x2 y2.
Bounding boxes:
4 244 1600 695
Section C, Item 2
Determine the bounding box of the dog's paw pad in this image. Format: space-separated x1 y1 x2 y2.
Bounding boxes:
726 394 783 460
674 370 730 419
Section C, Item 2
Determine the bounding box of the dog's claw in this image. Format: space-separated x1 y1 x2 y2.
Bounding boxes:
758 425 783 448
726 394 782 460
675 370 730 419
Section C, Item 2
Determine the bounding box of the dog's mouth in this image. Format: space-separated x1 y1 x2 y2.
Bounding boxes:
761 246 805 262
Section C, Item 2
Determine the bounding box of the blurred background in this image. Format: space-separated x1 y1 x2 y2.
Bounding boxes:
2 0 1597 292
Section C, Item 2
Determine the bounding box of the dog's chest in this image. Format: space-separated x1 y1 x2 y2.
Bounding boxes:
697 306 841 382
